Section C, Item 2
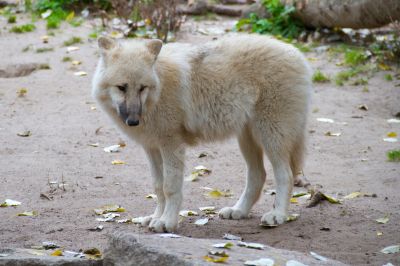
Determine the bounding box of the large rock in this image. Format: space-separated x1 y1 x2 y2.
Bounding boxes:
103 231 347 266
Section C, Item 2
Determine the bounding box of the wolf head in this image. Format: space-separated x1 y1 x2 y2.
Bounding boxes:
92 37 162 126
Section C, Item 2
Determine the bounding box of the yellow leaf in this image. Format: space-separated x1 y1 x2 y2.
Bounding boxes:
321 193 341 204
203 255 229 263
145 18 151 25
290 198 298 204
17 88 28 97
51 249 63 256
325 131 341 137
376 216 389 224
387 132 397 138
146 194 157 199
65 11 75 22
17 211 37 216
111 160 125 165
71 60 81 66
206 189 232 198
344 192 362 199
378 63 391 71
84 248 102 258
74 71 87 76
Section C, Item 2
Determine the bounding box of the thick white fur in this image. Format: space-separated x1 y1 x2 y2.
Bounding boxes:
92 34 312 232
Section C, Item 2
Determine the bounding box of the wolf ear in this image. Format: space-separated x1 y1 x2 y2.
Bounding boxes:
146 39 162 58
98 36 117 51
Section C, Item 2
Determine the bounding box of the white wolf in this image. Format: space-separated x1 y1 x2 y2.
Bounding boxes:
92 34 311 233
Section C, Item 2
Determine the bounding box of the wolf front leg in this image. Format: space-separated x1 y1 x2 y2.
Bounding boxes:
149 143 185 232
137 147 165 227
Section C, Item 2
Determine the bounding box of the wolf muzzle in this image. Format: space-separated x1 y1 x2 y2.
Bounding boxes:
118 102 141 126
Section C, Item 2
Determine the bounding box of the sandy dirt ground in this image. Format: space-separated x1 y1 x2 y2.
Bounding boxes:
0 14 399 266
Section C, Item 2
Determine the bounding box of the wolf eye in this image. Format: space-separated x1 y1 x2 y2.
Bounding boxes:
139 85 147 93
117 84 127 92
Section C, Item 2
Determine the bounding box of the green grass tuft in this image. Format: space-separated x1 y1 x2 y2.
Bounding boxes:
344 49 368 66
312 70 330 83
36 47 54 53
9 23 36 33
7 15 16 23
63 36 82 46
62 56 72 62
384 74 393 81
387 150 400 162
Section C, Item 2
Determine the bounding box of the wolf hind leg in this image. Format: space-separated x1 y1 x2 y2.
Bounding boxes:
219 125 266 220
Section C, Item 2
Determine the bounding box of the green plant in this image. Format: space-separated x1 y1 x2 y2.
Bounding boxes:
62 56 72 62
344 48 368 66
334 64 375 86
9 24 36 33
312 70 330 83
36 47 54 53
7 15 16 23
385 74 393 81
387 150 400 162
63 36 82 46
236 0 304 38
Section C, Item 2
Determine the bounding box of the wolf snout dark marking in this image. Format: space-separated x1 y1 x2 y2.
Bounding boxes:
126 117 139 126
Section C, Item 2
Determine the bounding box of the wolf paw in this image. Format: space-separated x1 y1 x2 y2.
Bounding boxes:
260 210 287 226
219 207 248 220
149 218 177 233
133 215 153 227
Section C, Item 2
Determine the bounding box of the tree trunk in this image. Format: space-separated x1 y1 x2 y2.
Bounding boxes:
284 0 400 29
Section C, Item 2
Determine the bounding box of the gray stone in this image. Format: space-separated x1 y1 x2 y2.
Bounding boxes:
103 231 347 266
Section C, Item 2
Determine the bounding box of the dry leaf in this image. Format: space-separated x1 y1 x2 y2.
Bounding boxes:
344 192 362 199
74 71 87 76
17 211 37 216
358 104 368 111
71 60 81 66
111 160 125 165
376 216 389 224
40 35 49 43
51 249 63 256
380 245 400 254
88 143 99 147
325 131 341 137
383 138 398 142
387 132 397 138
179 210 199 217
205 189 233 198
103 145 120 153
17 131 31 137
237 241 265 250
117 218 132 224
0 199 21 207
310 251 328 261
212 242 234 249
208 250 229 257
377 231 383 236
194 218 209 225
67 46 80 52
378 63 391 71
244 258 274 266
317 118 334 123
185 165 211 181
65 11 75 21
290 198 298 204
199 206 216 214
17 88 28 97
222 233 242 241
88 225 104 231
203 255 228 263
84 248 102 258
146 194 157 199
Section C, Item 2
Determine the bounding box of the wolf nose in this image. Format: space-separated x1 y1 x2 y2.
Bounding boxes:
126 118 139 126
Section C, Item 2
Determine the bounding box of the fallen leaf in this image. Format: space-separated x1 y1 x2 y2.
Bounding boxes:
17 211 37 216
194 218 209 225
208 250 229 257
40 35 49 43
185 165 211 181
387 118 400 124
199 206 216 214
292 192 308 198
325 131 341 137
90 106 96 111
88 225 104 231
222 233 242 241
378 63 392 71
377 231 383 236
65 11 75 22
380 245 400 254
206 189 233 198
131 217 145 224
212 242 234 249
317 118 334 123
42 241 60 249
88 143 99 147
290 198 298 204
376 216 389 224
103 145 120 153
84 248 102 258
265 189 276 195
287 213 300 222
17 88 28 97
111 160 125 165
387 132 397 138
238 241 265 250
66 46 80 52
310 251 328 261
17 131 31 137
74 71 87 76
383 138 398 143
0 199 21 207
158 233 181 238
198 152 208 158
286 260 308 266
203 255 228 263
64 250 85 258
244 258 274 266
51 249 63 256
146 194 157 199
179 210 199 217
344 192 362 199
117 218 132 224
358 104 368 111
94 205 125 215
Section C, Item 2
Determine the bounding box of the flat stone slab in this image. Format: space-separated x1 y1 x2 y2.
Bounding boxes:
1 232 347 265
103 232 347 266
